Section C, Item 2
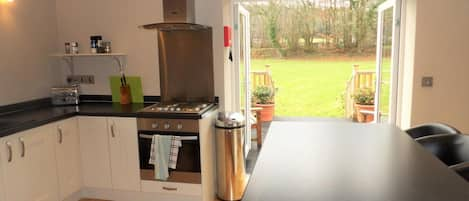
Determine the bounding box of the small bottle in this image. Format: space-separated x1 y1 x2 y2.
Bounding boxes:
90 35 103 53
103 41 112 53
90 40 97 53
70 42 79 54
64 42 71 54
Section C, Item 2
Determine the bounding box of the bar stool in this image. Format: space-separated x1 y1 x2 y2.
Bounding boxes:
416 134 469 166
405 122 461 139
450 162 469 182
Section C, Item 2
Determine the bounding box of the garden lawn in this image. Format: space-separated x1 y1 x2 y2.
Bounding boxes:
251 57 390 118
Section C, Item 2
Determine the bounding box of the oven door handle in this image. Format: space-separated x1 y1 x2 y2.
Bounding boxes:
138 134 198 141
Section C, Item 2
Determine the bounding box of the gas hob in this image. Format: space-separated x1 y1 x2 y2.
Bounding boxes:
139 102 215 114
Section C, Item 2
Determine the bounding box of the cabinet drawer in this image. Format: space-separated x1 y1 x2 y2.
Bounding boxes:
141 180 201 196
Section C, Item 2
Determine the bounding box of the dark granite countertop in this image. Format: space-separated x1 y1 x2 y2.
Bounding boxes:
0 102 151 138
242 122 469 201
0 95 219 138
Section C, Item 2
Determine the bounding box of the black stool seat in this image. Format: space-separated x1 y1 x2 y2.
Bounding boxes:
417 134 469 166
405 122 461 139
450 162 469 182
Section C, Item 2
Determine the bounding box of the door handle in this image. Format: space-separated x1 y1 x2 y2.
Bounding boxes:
110 124 116 138
19 137 25 158
57 127 63 144
6 141 12 163
162 186 178 191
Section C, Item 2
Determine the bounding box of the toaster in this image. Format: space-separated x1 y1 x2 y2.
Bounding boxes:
51 85 80 106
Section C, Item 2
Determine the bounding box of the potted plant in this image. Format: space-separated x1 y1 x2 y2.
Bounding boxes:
352 88 375 123
252 85 275 122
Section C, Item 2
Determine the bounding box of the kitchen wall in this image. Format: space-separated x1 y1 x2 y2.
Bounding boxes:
195 0 231 111
54 0 162 96
0 0 60 106
400 0 469 132
55 0 232 110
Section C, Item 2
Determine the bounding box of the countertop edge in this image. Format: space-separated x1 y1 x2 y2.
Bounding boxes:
0 103 218 138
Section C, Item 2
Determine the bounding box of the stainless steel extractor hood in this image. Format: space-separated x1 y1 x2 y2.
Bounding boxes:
162 0 195 23
140 0 201 30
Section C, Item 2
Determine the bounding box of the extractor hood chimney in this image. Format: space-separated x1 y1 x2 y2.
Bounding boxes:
162 0 195 23
140 0 199 30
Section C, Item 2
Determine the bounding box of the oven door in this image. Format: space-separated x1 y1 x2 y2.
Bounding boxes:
138 131 201 184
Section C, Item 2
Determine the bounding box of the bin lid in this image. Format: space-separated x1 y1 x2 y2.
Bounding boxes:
216 112 245 128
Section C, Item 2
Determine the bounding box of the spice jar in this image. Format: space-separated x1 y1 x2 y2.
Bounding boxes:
102 41 112 53
90 35 102 54
70 42 79 54
64 42 71 54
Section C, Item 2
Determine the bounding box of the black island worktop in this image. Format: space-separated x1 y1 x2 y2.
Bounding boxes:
0 96 217 138
242 122 469 201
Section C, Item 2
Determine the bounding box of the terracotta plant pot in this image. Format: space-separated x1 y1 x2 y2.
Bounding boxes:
354 104 374 123
254 103 275 122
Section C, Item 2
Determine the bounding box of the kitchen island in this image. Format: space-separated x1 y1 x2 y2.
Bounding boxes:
242 122 469 201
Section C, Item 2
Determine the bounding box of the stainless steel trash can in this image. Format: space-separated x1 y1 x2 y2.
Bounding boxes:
216 112 248 201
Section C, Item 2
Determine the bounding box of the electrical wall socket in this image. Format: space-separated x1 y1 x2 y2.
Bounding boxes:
421 76 433 87
67 75 95 84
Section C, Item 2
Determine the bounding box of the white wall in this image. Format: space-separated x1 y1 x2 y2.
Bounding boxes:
0 0 60 106
54 0 233 110
400 0 469 132
195 0 232 111
54 0 162 96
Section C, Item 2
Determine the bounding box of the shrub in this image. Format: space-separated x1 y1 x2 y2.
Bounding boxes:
352 88 375 105
252 85 275 104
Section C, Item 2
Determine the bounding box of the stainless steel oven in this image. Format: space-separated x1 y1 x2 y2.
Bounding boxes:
137 118 201 184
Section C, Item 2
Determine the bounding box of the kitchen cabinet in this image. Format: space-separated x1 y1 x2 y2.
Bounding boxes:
79 116 141 192
53 118 82 200
0 158 4 201
0 125 59 201
107 117 141 191
79 116 113 189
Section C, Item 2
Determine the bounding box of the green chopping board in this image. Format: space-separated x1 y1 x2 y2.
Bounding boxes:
109 76 144 103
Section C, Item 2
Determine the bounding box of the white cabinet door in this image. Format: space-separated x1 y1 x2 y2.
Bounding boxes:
54 118 82 199
27 125 60 201
79 116 113 189
0 148 4 201
0 125 60 201
0 133 30 201
107 117 141 191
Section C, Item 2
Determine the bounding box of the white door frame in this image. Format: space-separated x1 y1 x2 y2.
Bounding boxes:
233 3 252 155
374 0 401 124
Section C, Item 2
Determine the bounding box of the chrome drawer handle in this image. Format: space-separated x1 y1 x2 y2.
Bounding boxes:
6 141 12 163
162 186 178 191
19 137 25 158
58 127 63 144
110 124 116 138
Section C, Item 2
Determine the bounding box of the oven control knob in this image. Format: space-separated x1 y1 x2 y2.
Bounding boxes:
151 123 159 129
177 123 183 130
164 123 170 129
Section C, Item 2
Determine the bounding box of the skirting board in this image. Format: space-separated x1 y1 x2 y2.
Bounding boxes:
64 187 202 201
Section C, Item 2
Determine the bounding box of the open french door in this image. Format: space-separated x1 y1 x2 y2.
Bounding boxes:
374 0 401 124
233 3 252 156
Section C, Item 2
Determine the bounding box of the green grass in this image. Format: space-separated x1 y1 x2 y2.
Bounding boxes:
251 56 391 118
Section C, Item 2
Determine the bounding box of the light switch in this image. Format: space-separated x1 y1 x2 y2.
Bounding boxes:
421 76 433 87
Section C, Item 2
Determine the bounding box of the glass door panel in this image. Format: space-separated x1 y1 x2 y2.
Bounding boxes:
234 4 251 155
375 0 400 124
